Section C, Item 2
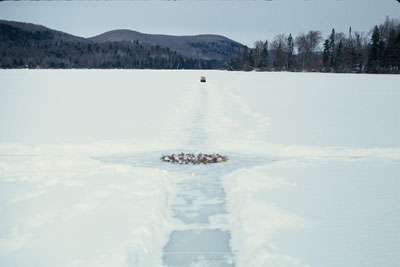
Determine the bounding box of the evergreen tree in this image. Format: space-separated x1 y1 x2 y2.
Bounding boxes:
384 29 397 68
274 42 285 70
395 32 400 68
335 40 343 71
260 40 269 69
354 33 364 70
287 34 294 70
322 39 331 68
329 28 336 68
368 26 381 72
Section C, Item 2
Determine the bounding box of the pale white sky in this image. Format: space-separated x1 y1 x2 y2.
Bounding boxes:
0 0 399 46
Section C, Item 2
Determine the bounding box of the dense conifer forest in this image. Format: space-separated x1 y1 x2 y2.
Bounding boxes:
0 23 222 69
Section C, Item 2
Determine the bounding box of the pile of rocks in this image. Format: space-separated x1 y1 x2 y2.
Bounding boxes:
160 153 228 164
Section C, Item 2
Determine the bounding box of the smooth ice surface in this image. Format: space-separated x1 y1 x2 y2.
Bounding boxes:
1 70 400 267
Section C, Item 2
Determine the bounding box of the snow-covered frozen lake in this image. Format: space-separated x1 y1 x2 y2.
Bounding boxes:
0 70 399 266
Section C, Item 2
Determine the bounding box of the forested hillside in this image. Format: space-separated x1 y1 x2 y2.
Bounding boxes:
0 21 224 69
89 30 243 62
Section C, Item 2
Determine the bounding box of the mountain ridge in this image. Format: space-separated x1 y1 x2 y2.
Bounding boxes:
0 20 233 69
89 29 243 61
0 20 87 42
0 20 244 62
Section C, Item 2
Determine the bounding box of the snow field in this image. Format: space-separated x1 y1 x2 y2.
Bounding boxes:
222 166 309 267
196 72 400 266
1 70 400 266
0 141 179 266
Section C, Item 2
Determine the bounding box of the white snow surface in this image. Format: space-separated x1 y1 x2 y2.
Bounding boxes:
1 70 400 266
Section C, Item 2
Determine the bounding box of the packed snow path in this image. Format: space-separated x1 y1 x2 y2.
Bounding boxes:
161 82 235 267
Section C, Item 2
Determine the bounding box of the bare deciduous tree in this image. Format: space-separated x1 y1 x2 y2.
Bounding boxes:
296 30 322 70
254 40 265 68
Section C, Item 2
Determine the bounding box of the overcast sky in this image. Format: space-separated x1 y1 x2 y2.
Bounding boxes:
0 0 399 46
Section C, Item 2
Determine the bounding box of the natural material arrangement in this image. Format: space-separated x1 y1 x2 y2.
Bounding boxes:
160 153 229 164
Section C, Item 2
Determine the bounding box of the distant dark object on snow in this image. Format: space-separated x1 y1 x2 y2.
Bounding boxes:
200 76 206 82
161 153 228 164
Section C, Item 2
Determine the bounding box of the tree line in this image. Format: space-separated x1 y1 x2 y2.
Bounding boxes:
230 17 400 73
0 23 222 69
1 18 399 73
